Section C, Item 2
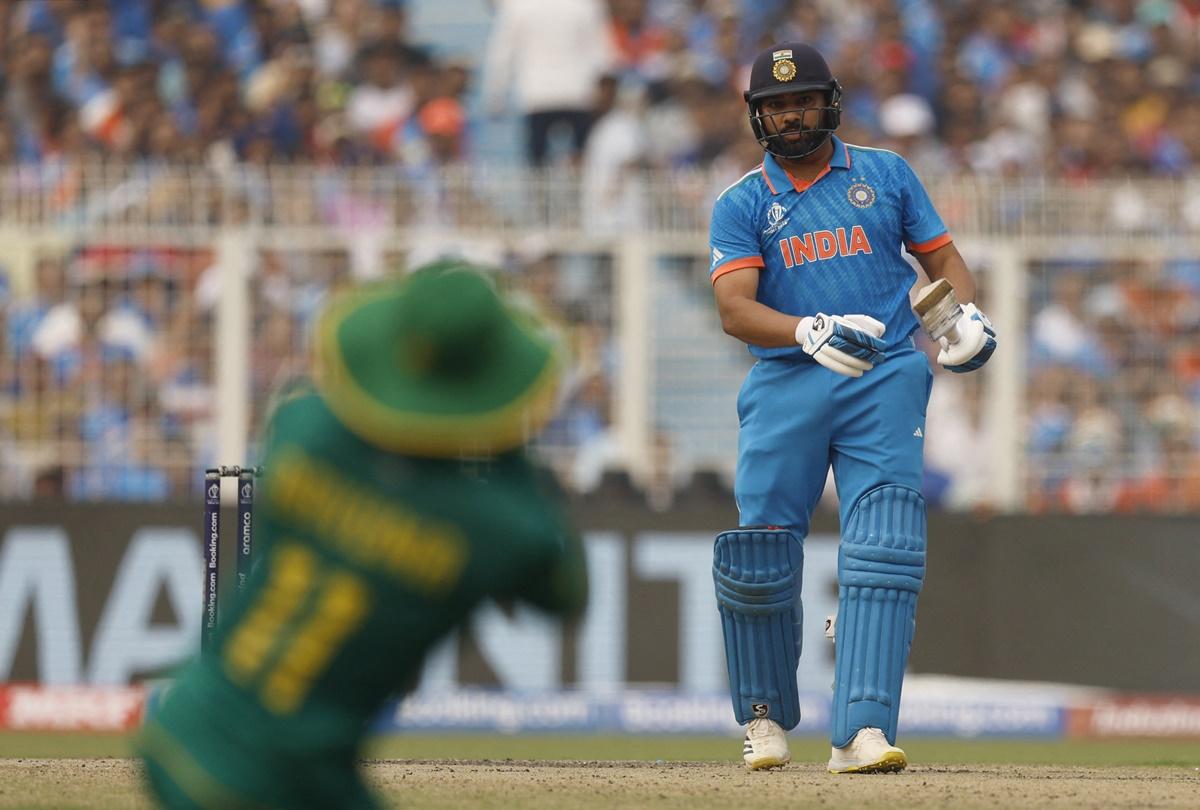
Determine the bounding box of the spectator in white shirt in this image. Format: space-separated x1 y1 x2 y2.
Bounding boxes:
582 75 650 233
345 41 413 149
482 0 616 166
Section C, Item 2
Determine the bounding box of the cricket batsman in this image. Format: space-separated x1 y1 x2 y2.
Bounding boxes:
137 262 587 808
708 42 996 772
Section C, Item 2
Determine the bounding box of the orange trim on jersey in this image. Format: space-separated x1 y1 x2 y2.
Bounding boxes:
787 165 831 193
906 232 953 253
759 164 777 195
711 256 765 284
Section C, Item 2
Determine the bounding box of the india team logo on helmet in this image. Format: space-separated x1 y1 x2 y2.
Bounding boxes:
772 58 797 82
847 182 877 209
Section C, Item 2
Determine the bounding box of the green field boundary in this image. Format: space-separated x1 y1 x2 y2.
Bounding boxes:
1 733 1198 767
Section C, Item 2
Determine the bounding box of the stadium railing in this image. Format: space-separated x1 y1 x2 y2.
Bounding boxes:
0 163 1196 512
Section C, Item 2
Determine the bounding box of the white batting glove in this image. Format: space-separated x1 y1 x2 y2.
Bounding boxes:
937 303 997 373
796 313 887 378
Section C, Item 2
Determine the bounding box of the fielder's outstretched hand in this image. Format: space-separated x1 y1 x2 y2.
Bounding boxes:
797 314 886 378
938 303 997 373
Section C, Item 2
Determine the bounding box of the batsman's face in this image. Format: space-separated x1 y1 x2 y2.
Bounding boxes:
760 91 829 140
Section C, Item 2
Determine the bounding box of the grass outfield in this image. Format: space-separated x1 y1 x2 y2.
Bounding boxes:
1 732 1198 766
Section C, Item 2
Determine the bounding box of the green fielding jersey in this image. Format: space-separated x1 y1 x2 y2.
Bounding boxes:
138 393 587 809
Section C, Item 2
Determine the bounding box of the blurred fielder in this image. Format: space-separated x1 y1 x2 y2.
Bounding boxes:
138 262 587 809
708 42 996 772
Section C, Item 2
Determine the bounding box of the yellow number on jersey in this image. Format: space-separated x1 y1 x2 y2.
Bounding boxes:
224 544 370 714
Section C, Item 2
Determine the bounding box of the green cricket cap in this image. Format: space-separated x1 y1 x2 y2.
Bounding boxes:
314 261 562 457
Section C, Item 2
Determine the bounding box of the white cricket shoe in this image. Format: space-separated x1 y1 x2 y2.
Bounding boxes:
742 718 790 770
827 727 907 774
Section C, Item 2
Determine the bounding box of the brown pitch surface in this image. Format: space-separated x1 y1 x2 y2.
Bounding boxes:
2 757 1199 809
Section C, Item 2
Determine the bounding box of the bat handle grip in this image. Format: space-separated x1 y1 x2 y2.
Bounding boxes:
915 279 966 346
942 319 962 345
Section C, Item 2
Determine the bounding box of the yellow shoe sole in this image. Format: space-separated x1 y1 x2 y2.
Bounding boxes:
745 755 791 770
828 750 907 774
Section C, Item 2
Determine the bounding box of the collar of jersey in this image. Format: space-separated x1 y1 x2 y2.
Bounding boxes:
761 136 851 195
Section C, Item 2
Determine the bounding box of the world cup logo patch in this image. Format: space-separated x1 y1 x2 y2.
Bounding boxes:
762 201 789 236
847 182 876 209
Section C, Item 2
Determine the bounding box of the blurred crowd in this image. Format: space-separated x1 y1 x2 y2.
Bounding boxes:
917 256 1200 515
0 0 467 168
6 240 1197 516
1 0 1199 512
0 241 621 503
3 0 1200 176
1022 259 1200 513
0 248 209 500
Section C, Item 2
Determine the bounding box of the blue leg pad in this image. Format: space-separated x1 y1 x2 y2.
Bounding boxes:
832 485 926 747
713 529 804 729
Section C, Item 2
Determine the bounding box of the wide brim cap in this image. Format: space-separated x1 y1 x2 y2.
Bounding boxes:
314 263 562 457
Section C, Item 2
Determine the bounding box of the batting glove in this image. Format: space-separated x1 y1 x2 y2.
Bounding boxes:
797 313 887 378
938 303 997 373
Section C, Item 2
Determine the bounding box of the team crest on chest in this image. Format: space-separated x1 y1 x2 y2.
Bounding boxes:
847 181 876 208
762 201 790 236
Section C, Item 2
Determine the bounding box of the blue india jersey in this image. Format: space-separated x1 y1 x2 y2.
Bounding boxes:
708 136 950 358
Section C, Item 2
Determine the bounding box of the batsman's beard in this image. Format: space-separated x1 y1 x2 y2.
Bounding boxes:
766 127 830 159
